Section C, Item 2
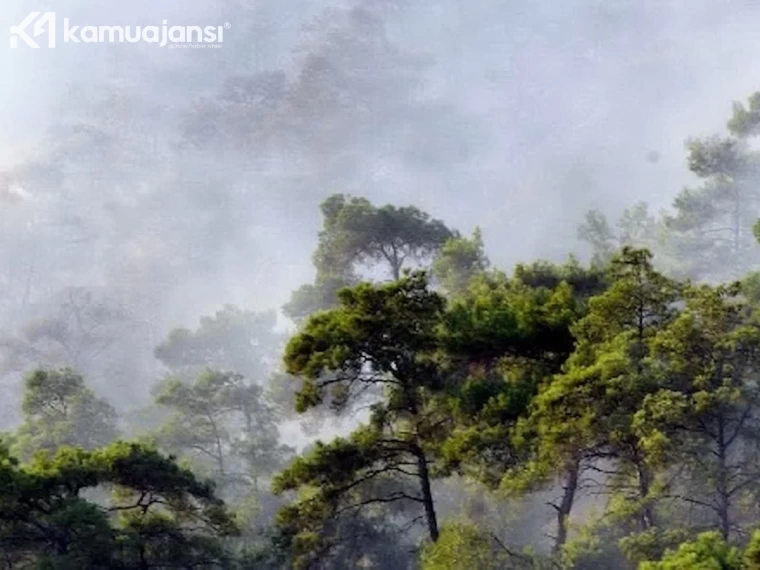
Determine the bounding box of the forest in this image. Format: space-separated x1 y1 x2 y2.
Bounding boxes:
6 1 760 569
6 91 760 566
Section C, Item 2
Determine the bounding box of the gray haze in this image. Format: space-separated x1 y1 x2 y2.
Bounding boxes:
1 0 760 419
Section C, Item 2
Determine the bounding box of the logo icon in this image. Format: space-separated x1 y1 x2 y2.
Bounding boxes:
9 13 228 49
10 12 56 49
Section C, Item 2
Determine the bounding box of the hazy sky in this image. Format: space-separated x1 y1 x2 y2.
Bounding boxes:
2 1 760 407
3 1 760 251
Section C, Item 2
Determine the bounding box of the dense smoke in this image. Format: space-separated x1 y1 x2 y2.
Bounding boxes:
3 2 760 567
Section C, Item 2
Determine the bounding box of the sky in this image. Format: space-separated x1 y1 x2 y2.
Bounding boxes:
2 0 760 412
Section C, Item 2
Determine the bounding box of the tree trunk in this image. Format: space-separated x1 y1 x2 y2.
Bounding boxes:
391 259 401 281
416 449 439 541
206 413 226 479
636 459 656 531
139 542 149 570
553 459 579 554
716 415 731 540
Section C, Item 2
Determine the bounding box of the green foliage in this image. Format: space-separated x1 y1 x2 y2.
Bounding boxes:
436 261 600 488
728 92 760 138
633 282 760 540
427 258 606 555
284 193 455 322
520 249 673 461
12 368 118 460
664 101 760 281
15 122 760 568
439 269 584 368
744 530 760 569
638 532 742 570
283 275 352 324
279 273 452 566
578 93 760 283
578 203 661 266
0 288 134 386
153 369 293 495
272 426 419 567
433 228 490 296
420 521 513 570
508 249 679 549
0 440 237 568
512 256 606 300
284 271 447 412
116 511 232 569
314 193 454 280
154 305 282 381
